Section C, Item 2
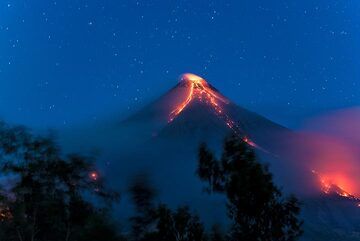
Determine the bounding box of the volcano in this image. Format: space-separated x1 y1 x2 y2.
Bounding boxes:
120 74 358 197
124 73 290 153
123 74 360 241
63 73 360 241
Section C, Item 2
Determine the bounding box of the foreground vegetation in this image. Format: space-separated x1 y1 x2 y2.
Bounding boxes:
0 121 302 241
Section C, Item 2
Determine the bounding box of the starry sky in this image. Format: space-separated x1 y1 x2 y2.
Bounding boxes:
0 0 359 129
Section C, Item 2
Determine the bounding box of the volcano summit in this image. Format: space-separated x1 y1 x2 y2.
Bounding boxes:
168 73 231 123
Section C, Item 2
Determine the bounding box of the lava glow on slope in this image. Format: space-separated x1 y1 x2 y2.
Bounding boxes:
297 108 360 204
312 170 360 200
169 73 229 121
169 74 263 149
169 73 244 133
169 75 360 204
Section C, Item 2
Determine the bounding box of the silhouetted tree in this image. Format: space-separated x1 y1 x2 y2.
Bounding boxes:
129 174 157 241
209 224 225 241
77 210 127 241
197 135 303 241
0 121 123 241
129 175 207 241
154 205 207 241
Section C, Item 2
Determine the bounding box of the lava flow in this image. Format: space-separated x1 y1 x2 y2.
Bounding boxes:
169 74 229 120
169 74 239 132
312 170 360 204
169 73 264 149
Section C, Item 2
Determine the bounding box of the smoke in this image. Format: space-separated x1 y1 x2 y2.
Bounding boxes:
293 107 360 197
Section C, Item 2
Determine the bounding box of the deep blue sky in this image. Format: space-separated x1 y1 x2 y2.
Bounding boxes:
0 0 359 129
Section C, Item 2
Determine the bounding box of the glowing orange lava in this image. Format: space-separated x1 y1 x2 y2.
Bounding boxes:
169 75 358 203
89 171 99 181
243 136 258 148
169 74 237 131
169 74 229 121
312 170 360 204
169 73 262 149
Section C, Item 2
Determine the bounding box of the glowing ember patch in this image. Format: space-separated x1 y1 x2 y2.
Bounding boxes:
0 206 12 221
89 171 99 181
243 136 258 148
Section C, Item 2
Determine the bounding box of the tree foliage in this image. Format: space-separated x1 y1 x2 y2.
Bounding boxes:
209 224 225 241
197 135 303 241
128 175 207 241
0 121 122 241
0 121 303 241
129 174 157 241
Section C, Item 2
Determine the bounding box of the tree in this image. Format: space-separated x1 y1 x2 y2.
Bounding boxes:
155 205 207 241
0 121 122 241
129 174 157 241
209 224 225 241
197 135 303 241
76 210 127 241
128 175 207 241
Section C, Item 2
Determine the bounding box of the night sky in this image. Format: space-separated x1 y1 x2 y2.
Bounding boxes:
0 0 359 129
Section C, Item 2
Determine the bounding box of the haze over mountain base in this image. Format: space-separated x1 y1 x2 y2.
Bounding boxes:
60 74 360 240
